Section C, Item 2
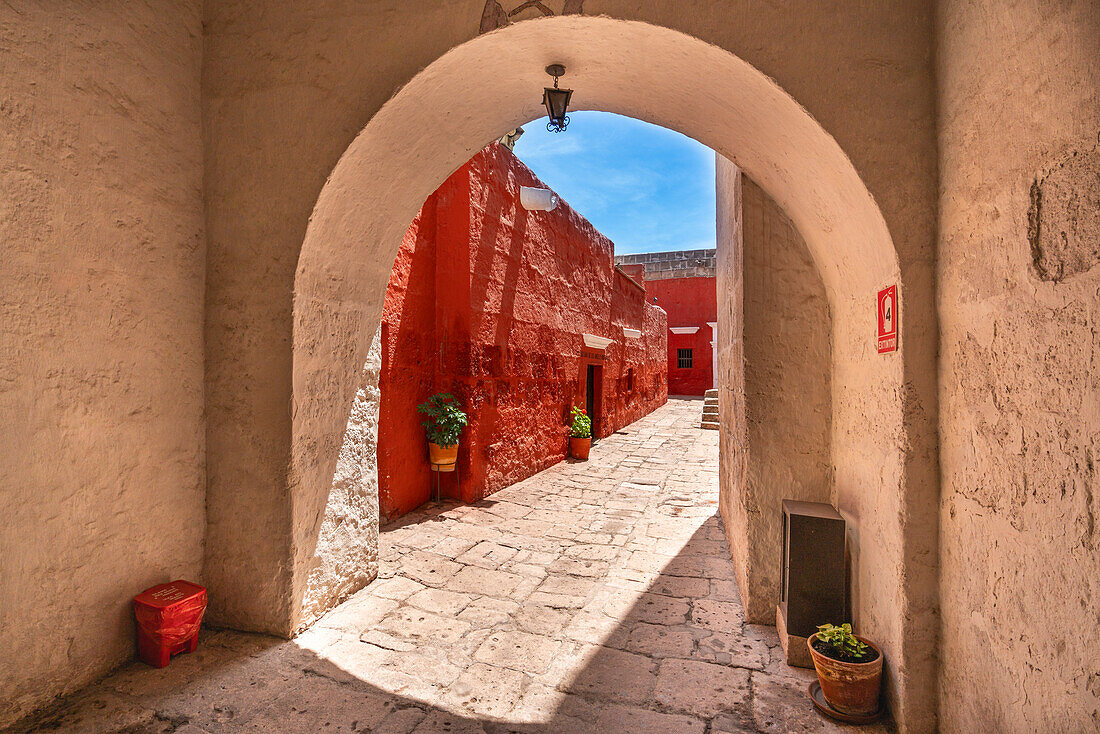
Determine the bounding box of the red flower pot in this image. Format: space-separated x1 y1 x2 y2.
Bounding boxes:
569 436 591 460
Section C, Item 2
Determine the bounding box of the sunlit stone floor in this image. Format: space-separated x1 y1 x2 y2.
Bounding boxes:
9 398 890 733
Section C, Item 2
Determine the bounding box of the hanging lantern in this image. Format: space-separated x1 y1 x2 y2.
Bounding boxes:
542 64 572 133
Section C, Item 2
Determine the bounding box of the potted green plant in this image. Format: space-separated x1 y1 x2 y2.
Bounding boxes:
568 406 592 460
807 623 883 717
417 392 467 466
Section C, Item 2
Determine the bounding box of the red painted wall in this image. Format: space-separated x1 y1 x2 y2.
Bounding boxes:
378 144 667 521
644 277 717 396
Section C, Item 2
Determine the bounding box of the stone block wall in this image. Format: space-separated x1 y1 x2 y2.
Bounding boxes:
297 331 383 629
615 249 717 281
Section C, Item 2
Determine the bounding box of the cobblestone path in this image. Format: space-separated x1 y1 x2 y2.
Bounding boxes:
10 399 888 733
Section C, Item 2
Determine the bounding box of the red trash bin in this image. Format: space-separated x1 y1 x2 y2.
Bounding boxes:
132 580 207 668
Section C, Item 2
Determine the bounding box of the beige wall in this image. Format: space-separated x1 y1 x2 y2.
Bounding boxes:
936 1 1100 731
741 177 832 623
715 159 749 630
0 3 206 727
200 0 480 637
718 165 835 627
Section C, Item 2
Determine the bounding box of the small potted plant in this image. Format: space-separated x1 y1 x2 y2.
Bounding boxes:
568 406 592 460
417 392 467 466
807 623 883 717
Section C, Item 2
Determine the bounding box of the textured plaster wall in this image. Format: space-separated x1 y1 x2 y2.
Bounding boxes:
203 0 480 638
716 160 749 622
0 3 205 727
716 168 833 627
936 1 1100 730
378 144 667 520
740 178 832 623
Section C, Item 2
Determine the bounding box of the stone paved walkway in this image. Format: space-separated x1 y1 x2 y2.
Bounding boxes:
10 399 890 733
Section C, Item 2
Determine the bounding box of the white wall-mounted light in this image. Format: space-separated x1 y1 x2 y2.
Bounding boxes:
520 186 559 211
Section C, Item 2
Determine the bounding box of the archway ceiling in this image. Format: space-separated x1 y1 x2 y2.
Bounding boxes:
300 15 898 313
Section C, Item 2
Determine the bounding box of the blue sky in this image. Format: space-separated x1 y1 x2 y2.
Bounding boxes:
511 111 716 255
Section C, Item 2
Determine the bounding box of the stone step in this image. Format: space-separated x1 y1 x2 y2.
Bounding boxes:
700 420 720 430
704 389 719 399
702 405 718 416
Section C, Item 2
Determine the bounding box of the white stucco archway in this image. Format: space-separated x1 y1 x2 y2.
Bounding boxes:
291 14 921 726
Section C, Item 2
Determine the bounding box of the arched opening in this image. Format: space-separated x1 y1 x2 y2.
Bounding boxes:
287 14 921 724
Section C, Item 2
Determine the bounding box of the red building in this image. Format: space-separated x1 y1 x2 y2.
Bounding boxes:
616 251 717 396
378 144 668 521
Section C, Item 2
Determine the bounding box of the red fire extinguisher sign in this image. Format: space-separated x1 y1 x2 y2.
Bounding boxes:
877 285 898 354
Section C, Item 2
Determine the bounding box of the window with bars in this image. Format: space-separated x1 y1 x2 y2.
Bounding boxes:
677 348 693 369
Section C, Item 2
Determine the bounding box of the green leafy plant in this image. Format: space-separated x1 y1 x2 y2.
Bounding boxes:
568 406 591 439
816 623 870 661
417 393 467 447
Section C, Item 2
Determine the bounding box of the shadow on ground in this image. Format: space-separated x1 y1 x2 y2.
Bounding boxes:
7 400 891 734
8 518 890 734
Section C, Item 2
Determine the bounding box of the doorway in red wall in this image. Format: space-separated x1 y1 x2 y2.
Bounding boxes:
585 364 603 437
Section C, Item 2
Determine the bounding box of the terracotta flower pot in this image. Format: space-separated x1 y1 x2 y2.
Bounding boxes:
807 633 883 716
569 436 591 460
428 441 458 466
